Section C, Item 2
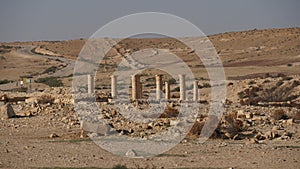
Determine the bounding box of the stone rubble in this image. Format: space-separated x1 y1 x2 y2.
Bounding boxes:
0 75 299 143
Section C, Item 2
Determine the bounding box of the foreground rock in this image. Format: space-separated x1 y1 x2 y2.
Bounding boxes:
0 103 16 119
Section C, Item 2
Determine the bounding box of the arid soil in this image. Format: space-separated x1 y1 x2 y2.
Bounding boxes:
0 28 300 169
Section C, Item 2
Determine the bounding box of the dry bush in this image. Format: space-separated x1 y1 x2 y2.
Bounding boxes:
271 109 286 120
260 80 299 102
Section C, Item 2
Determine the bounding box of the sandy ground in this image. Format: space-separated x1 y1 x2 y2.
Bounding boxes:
0 112 299 169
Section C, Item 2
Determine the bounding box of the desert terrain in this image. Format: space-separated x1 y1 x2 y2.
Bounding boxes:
0 28 300 169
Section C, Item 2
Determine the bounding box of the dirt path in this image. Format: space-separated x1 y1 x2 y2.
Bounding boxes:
18 45 75 78
0 45 75 91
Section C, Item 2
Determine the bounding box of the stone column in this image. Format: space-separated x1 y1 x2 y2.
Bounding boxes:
131 75 140 100
155 75 163 100
111 75 117 99
87 74 94 94
193 80 199 101
138 82 143 99
165 81 170 100
179 74 186 101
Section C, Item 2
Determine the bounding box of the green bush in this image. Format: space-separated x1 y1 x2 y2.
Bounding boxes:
0 79 11 85
43 66 58 74
112 164 128 169
35 77 63 87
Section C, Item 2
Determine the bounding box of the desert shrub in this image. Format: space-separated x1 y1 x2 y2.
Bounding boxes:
282 76 293 81
237 91 248 99
201 83 211 88
260 82 298 102
35 77 63 87
159 107 179 118
271 109 286 120
112 164 128 169
43 66 58 74
0 79 11 85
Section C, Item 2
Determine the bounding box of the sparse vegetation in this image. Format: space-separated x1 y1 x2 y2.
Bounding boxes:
43 66 58 74
201 83 211 88
35 77 63 87
0 79 12 85
112 164 128 169
261 82 298 102
238 91 248 99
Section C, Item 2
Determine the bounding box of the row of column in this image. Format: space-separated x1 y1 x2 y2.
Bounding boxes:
109 74 199 101
87 74 199 101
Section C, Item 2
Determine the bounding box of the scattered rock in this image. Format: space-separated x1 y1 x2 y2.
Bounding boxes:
224 132 234 139
254 132 266 140
248 138 258 144
23 111 32 117
25 97 38 104
246 113 253 119
287 118 294 126
87 132 98 138
264 131 278 140
237 110 246 119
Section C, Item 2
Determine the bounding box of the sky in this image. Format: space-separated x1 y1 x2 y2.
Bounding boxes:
0 0 299 42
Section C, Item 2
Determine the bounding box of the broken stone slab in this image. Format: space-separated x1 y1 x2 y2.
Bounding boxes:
287 118 294 126
25 97 38 104
49 133 59 138
170 119 180 126
0 103 16 119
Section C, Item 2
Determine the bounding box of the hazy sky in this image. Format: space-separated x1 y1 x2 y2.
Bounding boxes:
0 0 299 42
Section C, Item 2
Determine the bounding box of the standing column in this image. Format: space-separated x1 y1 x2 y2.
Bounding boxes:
111 75 117 99
179 74 186 101
165 81 170 100
87 74 94 94
155 75 163 100
193 80 199 101
131 75 140 100
138 81 143 99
